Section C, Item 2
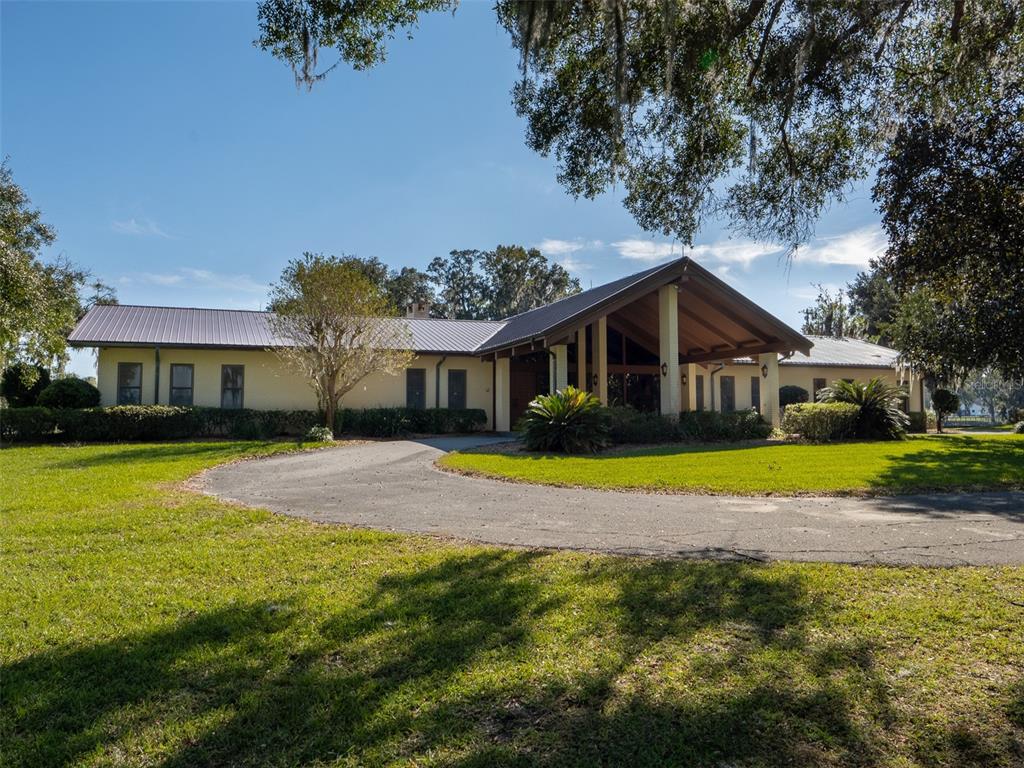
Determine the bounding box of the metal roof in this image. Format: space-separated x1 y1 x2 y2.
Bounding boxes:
72 261 867 363
475 260 676 353
68 304 504 355
732 336 901 368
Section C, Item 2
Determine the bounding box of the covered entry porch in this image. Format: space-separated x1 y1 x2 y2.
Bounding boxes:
480 257 811 431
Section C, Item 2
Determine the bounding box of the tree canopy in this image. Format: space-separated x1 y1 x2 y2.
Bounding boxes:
428 245 580 320
1 164 86 371
268 253 414 428
256 0 1022 249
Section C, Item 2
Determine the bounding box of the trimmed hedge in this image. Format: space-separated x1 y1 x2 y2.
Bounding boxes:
0 407 59 442
336 407 487 437
0 405 487 443
781 402 860 442
36 378 101 409
606 407 771 445
779 385 809 409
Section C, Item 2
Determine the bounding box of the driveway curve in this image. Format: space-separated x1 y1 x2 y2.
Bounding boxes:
200 437 1024 566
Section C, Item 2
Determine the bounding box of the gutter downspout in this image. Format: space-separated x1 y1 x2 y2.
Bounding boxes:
154 346 161 405
491 354 497 432
434 355 447 408
709 362 725 412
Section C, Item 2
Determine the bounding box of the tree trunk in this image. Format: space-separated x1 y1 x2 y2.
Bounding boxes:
324 398 335 434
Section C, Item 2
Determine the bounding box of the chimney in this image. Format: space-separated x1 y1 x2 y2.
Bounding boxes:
405 299 431 319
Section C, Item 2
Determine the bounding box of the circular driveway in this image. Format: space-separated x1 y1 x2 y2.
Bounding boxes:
200 437 1024 566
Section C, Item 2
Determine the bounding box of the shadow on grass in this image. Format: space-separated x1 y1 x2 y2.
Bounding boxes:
43 441 282 470
867 435 1024 500
4 554 1019 767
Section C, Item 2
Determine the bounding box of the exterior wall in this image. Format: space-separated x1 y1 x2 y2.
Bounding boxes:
688 361 917 413
96 347 494 424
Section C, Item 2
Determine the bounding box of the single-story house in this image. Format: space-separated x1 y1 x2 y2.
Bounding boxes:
68 257 922 429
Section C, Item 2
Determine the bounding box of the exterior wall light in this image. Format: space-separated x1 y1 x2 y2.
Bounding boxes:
761 364 769 378
681 372 688 386
660 362 668 377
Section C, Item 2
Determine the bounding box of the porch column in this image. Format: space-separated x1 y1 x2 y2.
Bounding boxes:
758 352 780 427
495 357 511 432
576 325 588 390
549 344 568 392
595 316 609 405
658 285 681 419
684 363 698 411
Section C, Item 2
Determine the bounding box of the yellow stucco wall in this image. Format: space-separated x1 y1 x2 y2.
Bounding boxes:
96 347 495 423
686 362 917 412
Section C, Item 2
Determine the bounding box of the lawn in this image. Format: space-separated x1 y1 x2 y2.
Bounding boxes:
440 434 1024 495
2 442 1023 767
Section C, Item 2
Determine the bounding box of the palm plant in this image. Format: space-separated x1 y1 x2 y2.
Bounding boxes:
518 386 610 453
817 378 910 440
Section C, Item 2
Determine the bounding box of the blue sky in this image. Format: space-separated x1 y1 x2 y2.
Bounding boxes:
3 1 884 377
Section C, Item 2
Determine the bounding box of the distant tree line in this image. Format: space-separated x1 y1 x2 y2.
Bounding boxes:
344 245 580 321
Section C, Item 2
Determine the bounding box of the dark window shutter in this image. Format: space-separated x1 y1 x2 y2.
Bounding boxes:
695 375 704 411
721 376 736 412
406 368 426 409
750 376 760 413
447 369 467 410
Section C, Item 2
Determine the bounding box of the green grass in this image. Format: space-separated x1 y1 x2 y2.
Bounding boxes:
2 442 1023 767
440 434 1024 495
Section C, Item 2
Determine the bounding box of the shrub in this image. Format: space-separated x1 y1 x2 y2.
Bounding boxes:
36 377 101 409
1013 421 1024 434
779 385 809 409
0 406 58 443
907 411 929 434
931 389 960 432
781 402 861 442
304 425 335 442
677 409 771 442
518 386 610 453
335 407 487 437
818 378 909 439
605 407 680 444
1 363 51 407
604 407 771 444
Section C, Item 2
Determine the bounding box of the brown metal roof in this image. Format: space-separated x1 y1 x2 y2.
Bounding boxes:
68 305 504 354
68 259 817 362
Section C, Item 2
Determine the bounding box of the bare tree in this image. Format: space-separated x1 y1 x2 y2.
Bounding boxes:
268 253 414 431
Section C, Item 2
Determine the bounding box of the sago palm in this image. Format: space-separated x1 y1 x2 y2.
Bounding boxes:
818 378 909 440
518 386 610 454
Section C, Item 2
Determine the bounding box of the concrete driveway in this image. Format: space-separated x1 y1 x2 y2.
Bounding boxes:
200 437 1024 566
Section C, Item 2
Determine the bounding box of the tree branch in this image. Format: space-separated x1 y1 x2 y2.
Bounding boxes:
747 0 784 87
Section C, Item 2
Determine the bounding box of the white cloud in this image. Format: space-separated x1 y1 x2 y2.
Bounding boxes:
111 217 172 239
537 238 603 256
122 268 265 294
613 239 680 261
687 240 783 267
557 256 590 274
614 236 782 267
794 226 885 267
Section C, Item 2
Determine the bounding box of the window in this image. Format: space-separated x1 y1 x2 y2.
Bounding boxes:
695 375 704 411
169 364 194 406
720 376 736 412
117 362 143 405
813 377 826 401
406 368 426 409
221 365 244 409
750 376 761 413
447 369 467 410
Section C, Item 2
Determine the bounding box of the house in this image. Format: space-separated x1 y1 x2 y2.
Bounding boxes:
68 257 921 429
